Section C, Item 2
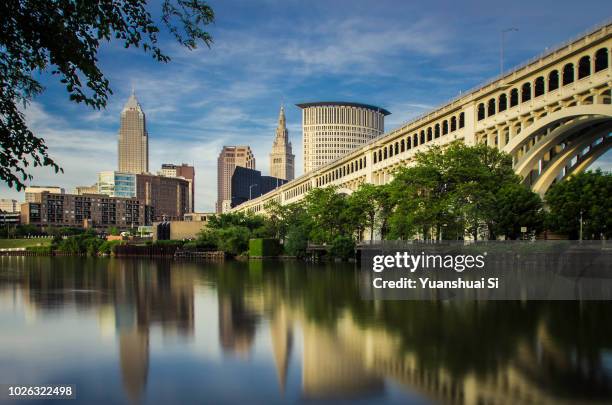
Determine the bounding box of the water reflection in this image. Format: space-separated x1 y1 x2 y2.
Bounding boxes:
1 257 611 404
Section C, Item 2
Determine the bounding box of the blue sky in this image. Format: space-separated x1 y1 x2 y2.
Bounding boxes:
2 0 611 211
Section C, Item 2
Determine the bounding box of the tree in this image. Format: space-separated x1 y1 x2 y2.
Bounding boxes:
388 142 530 240
303 187 351 243
1 0 214 189
493 183 543 239
545 170 612 239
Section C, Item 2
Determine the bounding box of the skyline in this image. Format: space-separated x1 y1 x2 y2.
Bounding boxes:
1 0 611 211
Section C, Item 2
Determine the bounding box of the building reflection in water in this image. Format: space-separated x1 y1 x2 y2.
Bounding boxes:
3 257 195 403
3 257 612 404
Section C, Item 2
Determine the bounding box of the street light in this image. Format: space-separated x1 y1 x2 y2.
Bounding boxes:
249 184 258 200
500 27 519 76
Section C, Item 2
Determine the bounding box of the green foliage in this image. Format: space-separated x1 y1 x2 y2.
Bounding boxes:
0 0 214 189
284 225 309 257
387 142 542 240
249 238 282 257
98 240 123 255
494 183 544 239
215 226 251 256
329 236 355 260
107 226 120 236
545 170 612 239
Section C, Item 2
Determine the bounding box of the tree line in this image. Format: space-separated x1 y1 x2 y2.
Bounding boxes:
193 143 610 258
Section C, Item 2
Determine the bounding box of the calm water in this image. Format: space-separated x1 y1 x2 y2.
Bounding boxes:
1 257 612 404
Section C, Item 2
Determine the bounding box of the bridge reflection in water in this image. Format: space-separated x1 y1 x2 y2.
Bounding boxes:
1 257 611 404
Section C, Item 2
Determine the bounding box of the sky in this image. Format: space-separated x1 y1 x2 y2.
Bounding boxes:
2 0 611 211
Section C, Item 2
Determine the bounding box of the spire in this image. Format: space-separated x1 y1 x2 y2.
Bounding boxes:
278 104 286 128
123 88 142 112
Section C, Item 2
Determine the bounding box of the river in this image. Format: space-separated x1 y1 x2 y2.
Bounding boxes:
0 257 611 404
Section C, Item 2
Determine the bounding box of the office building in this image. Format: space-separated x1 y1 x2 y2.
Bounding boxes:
216 146 255 213
136 174 190 221
184 212 215 222
0 212 20 226
269 106 295 181
20 192 149 228
231 166 287 208
160 163 195 212
97 171 137 198
297 102 390 173
0 198 20 213
25 186 65 202
75 184 99 195
118 90 148 174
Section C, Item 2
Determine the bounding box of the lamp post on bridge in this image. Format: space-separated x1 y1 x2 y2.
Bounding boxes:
500 27 519 76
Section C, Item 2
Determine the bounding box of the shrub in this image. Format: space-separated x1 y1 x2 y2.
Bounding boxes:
329 236 355 260
284 226 308 258
99 240 122 254
249 238 281 257
215 226 250 256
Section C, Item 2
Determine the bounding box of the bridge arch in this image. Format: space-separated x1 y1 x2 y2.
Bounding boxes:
500 104 612 195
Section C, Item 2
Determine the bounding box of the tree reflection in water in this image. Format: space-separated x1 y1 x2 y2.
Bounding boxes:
1 257 611 404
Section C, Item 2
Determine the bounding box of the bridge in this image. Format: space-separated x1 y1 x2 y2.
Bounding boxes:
233 21 612 215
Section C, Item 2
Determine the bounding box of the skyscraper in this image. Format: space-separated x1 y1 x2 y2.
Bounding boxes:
269 105 295 181
216 146 255 213
118 90 148 174
297 102 390 173
160 163 195 213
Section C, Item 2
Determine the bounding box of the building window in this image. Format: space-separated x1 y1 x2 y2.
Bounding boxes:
477 103 485 120
534 76 545 97
548 70 559 92
487 99 495 116
595 48 609 72
563 63 574 85
498 94 507 112
578 55 591 79
521 82 531 102
510 88 519 107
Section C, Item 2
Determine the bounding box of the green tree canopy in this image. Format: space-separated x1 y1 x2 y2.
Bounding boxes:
545 170 612 239
1 0 214 189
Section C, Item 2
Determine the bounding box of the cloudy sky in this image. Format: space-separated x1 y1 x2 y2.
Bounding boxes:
2 0 611 211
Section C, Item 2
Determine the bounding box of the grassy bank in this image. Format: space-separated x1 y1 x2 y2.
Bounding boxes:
0 238 53 249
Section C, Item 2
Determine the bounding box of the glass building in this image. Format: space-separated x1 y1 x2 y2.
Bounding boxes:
97 171 137 198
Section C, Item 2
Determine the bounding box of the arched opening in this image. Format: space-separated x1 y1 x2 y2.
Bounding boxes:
434 124 440 138
578 55 591 79
400 139 405 152
442 120 448 135
451 116 457 131
548 70 559 92
407 137 412 149
477 103 485 120
459 112 465 128
383 148 387 159
595 48 609 72
420 130 425 144
413 134 418 147
534 76 545 97
521 82 531 102
498 94 507 112
427 127 433 141
510 88 519 107
487 98 496 116
562 63 574 85
378 150 382 162
394 142 399 154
